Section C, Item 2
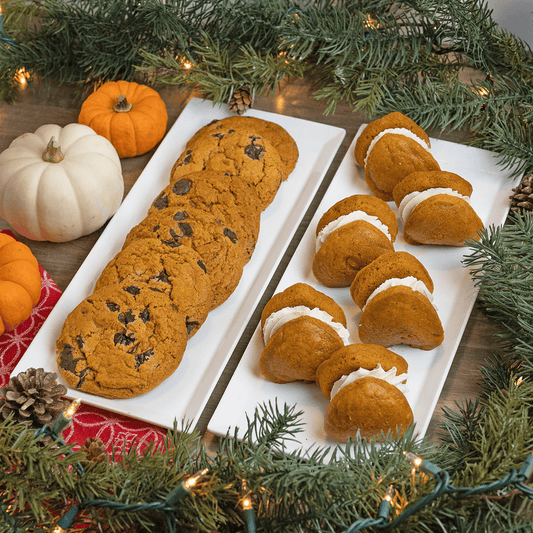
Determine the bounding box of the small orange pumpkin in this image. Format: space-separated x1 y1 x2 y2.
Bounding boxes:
0 233 42 336
78 80 168 158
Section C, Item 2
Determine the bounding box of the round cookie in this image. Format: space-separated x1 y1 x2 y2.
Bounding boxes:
316 343 408 400
148 170 261 262
358 285 444 350
392 170 473 208
312 221 395 288
350 251 434 310
56 284 188 399
403 195 483 246
187 116 299 180
171 129 283 210
123 206 245 309
316 194 398 243
354 112 431 168
259 315 345 384
95 238 212 337
261 282 347 329
324 376 414 441
365 134 441 201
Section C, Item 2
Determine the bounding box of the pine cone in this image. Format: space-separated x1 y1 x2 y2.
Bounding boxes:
510 174 533 212
80 437 107 464
229 87 252 115
0 367 69 426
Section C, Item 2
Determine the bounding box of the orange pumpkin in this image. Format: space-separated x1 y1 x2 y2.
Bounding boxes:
0 234 42 336
78 80 168 158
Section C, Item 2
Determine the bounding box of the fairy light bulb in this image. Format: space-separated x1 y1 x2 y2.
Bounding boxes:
165 468 209 504
50 398 82 434
404 451 443 477
377 485 395 520
240 480 256 533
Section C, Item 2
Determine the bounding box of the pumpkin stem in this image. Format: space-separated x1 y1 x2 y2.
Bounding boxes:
114 94 133 113
42 137 65 163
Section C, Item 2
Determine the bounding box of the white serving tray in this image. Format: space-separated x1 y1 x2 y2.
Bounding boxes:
12 98 346 429
208 125 518 454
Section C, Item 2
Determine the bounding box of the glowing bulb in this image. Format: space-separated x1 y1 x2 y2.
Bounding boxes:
183 468 208 489
404 451 423 467
65 398 82 419
183 62 192 69
383 485 395 503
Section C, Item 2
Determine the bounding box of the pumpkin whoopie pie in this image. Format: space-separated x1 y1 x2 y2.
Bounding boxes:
312 195 397 288
355 112 440 201
260 283 349 384
321 343 413 442
392 170 483 246
351 251 443 351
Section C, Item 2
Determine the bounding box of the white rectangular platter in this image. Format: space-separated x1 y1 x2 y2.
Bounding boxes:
12 97 346 429
208 125 518 454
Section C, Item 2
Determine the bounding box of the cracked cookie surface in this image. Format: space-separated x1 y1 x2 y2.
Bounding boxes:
171 129 283 210
186 116 299 180
56 284 188 399
149 170 260 262
95 238 212 337
123 206 246 308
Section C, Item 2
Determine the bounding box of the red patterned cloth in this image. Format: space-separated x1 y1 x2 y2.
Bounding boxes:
0 230 167 451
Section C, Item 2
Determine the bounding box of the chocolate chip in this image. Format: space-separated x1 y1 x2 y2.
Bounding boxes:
135 349 154 369
224 227 238 244
244 139 265 160
178 150 193 166
139 308 150 323
149 269 170 284
114 331 136 346
211 133 224 140
152 193 168 210
76 336 84 350
118 310 136 325
161 239 182 248
106 302 120 312
58 344 83 374
186 319 199 336
173 210 189 221
152 224 161 233
124 285 141 296
197 260 207 273
172 179 192 195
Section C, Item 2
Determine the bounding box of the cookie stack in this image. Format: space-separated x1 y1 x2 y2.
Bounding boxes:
55 115 299 399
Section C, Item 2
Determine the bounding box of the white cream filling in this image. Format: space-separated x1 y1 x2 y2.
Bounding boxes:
316 210 391 252
364 127 431 167
363 276 436 311
263 305 350 346
331 364 409 399
399 187 471 223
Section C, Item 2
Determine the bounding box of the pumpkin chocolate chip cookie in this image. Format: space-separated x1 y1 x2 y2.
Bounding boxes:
149 170 261 262
95 238 212 337
56 283 188 399
171 129 283 210
123 206 246 308
186 116 299 181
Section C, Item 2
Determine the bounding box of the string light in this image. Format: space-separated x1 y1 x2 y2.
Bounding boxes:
404 451 444 477
240 479 257 533
377 485 394 520
50 398 82 434
165 468 209 505
53 504 80 533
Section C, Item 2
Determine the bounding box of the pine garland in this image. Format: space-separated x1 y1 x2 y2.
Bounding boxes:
1 0 533 179
2 1 533 530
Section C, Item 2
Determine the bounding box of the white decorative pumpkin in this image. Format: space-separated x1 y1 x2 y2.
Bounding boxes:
0 123 124 242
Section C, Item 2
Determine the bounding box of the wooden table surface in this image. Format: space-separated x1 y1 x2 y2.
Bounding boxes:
0 78 501 448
